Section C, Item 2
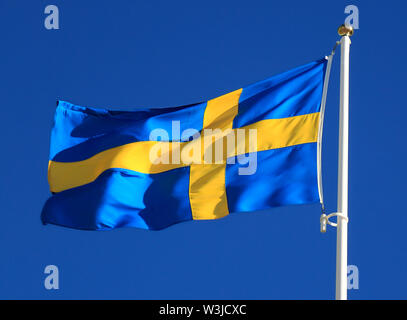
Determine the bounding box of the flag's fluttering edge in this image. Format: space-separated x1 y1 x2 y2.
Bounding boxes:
42 58 328 230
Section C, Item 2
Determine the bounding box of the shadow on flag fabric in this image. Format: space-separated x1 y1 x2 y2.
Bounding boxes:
42 58 329 230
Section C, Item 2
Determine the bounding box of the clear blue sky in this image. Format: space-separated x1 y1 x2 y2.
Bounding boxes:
1 0 406 299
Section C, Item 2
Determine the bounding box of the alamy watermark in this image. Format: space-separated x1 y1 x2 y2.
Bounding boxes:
347 264 359 290
344 5 359 30
44 265 59 290
44 5 59 30
149 121 258 175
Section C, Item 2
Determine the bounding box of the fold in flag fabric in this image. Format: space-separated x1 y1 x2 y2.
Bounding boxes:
42 58 328 230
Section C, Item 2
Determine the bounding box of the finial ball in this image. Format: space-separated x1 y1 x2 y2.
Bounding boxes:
338 24 354 37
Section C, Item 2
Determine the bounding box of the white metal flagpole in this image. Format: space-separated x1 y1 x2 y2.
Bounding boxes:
336 24 353 300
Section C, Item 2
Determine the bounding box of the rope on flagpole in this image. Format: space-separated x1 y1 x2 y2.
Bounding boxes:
331 41 340 55
320 212 349 233
317 43 337 217
318 39 347 233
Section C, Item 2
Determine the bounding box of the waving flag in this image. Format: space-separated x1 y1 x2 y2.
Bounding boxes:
41 58 329 230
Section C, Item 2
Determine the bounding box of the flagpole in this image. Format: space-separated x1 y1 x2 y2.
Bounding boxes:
336 24 353 300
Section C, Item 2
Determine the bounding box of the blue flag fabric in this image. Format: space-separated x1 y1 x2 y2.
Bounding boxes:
42 58 328 230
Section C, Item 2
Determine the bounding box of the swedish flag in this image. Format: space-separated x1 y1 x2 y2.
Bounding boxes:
42 58 328 230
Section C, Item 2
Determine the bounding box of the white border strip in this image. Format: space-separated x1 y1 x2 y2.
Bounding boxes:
317 55 334 207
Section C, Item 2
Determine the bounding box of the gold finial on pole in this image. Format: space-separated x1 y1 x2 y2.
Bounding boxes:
338 24 354 37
